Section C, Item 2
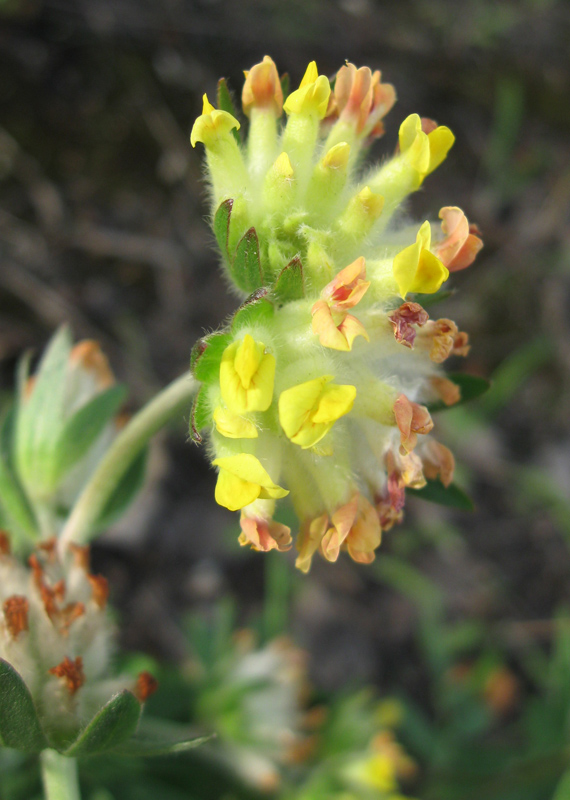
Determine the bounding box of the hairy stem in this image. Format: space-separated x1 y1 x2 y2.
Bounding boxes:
40 750 81 800
60 371 196 548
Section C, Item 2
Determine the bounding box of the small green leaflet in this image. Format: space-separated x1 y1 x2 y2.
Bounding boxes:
216 79 241 144
190 388 210 444
113 717 213 757
190 332 233 384
231 288 274 331
408 478 474 511
231 228 264 293
213 199 233 261
64 690 141 757
273 256 304 302
49 384 127 487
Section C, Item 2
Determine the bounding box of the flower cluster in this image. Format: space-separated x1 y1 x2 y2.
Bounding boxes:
0 328 139 551
0 530 156 750
190 58 482 572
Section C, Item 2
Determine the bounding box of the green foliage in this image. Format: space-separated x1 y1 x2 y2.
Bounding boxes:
408 479 475 511
231 290 275 331
190 332 232 384
15 326 73 498
216 79 241 144
0 660 48 752
231 227 264 293
64 691 142 757
50 385 127 485
189 388 210 444
92 447 148 532
273 257 305 302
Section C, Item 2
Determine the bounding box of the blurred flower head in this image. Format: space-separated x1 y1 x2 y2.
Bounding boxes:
0 531 155 751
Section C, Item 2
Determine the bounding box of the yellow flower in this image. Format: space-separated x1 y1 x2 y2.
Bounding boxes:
213 454 288 511
392 221 449 297
398 113 455 182
279 376 356 449
283 61 331 118
219 334 276 414
190 94 240 148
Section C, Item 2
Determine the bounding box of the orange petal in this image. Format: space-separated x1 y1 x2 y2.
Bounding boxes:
239 514 292 552
295 513 329 573
322 257 369 310
421 440 455 487
393 394 433 453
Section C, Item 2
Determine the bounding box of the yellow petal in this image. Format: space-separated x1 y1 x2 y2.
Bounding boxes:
283 62 331 118
427 126 455 174
220 335 276 414
233 334 264 388
215 469 261 511
413 249 449 294
279 376 356 449
190 93 240 148
393 222 449 297
213 454 288 511
213 407 258 439
312 384 357 424
279 375 331 441
300 61 319 88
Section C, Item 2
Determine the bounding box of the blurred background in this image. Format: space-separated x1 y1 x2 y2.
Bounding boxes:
1 1 570 797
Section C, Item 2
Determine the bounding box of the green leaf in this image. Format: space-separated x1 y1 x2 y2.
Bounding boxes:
50 385 127 486
280 73 290 102
112 718 212 757
415 288 456 306
216 79 241 144
0 408 38 544
92 447 147 532
190 332 233 384
15 327 72 497
189 388 210 444
428 373 491 413
213 199 233 261
0 659 48 752
231 228 264 293
231 289 274 331
64 690 141 757
273 256 305 302
408 479 475 511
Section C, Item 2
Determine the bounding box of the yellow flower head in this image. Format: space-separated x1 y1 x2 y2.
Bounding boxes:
283 61 331 118
279 376 356 449
219 334 276 414
188 55 483 573
213 454 289 511
190 94 240 148
392 221 449 297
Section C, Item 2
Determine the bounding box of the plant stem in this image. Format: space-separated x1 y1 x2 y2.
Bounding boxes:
263 550 290 640
60 371 196 548
40 750 81 800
